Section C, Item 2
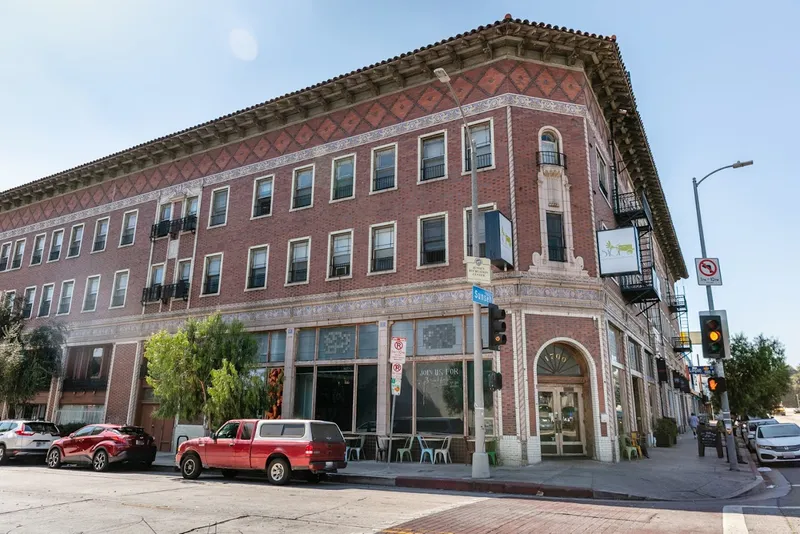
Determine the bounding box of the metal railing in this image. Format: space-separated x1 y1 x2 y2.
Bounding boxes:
48 247 61 261
537 151 567 169
248 271 266 289
548 245 566 262
209 212 226 227
421 161 445 181
671 336 692 353
253 198 272 217
141 285 164 304
62 378 108 392
120 230 135 245
31 252 42 264
420 249 446 265
180 214 197 233
372 255 394 272
332 183 353 200
203 278 220 295
288 265 307 283
92 238 106 252
465 152 492 171
373 172 395 191
293 192 312 209
150 220 171 240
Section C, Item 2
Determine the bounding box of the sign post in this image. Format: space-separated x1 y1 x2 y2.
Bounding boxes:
387 337 407 467
695 258 722 286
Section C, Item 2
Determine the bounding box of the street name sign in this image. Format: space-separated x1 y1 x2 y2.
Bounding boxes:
472 285 493 306
689 365 714 375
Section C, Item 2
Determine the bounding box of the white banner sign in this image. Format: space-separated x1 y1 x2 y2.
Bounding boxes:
597 227 641 277
465 256 491 285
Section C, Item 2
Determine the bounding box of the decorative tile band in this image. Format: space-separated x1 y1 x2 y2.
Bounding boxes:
0 93 588 242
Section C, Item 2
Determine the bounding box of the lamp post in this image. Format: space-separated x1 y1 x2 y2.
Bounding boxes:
434 67 490 479
693 159 753 470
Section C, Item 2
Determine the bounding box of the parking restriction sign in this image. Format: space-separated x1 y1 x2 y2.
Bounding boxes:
390 337 407 364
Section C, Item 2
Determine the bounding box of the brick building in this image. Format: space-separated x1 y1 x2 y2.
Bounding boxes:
0 15 696 463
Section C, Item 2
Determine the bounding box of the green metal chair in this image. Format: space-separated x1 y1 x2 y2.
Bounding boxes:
621 435 639 460
396 436 413 462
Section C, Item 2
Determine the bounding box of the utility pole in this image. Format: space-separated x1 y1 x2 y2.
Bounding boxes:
692 160 752 470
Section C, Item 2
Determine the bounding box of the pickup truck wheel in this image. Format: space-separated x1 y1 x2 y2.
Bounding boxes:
221 469 238 479
0 445 8 465
266 458 291 486
181 454 202 480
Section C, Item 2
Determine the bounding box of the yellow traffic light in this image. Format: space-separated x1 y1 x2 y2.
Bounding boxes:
709 331 720 342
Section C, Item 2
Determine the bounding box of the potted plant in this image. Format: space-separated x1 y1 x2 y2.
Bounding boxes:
654 418 677 447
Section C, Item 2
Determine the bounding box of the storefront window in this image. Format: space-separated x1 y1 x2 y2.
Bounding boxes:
392 366 414 434
314 366 354 431
416 362 464 434
607 325 619 364
318 326 356 360
297 329 316 361
358 324 378 359
417 318 463 356
356 365 378 432
391 321 415 356
270 332 286 362
467 360 495 435
294 367 314 419
627 339 641 373
613 368 625 436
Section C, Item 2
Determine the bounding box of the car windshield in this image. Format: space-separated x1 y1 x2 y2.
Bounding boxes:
760 425 800 439
310 423 344 443
24 422 59 435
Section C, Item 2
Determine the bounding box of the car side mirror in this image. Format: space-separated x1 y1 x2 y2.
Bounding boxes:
210 432 217 441
69 433 75 438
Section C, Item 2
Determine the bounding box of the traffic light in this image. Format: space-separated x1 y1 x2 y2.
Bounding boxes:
699 310 729 359
487 304 507 350
487 371 503 391
708 376 727 394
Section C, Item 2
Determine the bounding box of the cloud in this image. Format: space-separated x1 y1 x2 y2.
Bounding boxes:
228 28 258 61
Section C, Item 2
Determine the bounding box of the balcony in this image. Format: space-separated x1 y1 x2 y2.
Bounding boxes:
62 378 108 392
465 152 492 171
142 281 190 304
537 151 567 169
150 215 196 241
180 214 197 233
372 255 394 272
332 183 353 200
253 198 272 217
373 171 395 192
672 336 692 353
667 293 688 313
614 191 653 231
620 266 662 304
150 220 171 240
293 190 312 209
141 284 164 304
421 160 445 181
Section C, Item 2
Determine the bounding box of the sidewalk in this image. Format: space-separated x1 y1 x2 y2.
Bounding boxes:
154 434 761 501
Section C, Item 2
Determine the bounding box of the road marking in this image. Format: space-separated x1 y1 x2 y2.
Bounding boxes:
723 505 800 533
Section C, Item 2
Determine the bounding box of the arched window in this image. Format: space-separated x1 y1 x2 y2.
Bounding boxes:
537 343 582 376
539 131 562 166
541 132 559 153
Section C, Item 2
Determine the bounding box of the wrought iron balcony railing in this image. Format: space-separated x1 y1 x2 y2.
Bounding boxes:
537 151 567 169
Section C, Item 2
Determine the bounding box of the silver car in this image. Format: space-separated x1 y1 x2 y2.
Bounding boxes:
745 418 779 451
0 420 61 464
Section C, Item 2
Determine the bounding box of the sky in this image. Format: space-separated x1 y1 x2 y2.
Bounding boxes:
1 0 798 364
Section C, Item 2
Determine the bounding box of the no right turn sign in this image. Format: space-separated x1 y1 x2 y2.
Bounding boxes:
695 258 722 286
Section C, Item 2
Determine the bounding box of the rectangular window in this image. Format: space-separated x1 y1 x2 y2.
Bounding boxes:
546 213 566 262
420 133 446 181
49 230 64 261
597 150 609 198
119 211 137 246
628 339 642 373
252 177 273 217
185 196 198 218
57 280 74 315
202 255 222 295
67 225 83 258
38 284 54 317
372 145 396 192
318 326 357 360
328 231 352 279
11 239 25 269
255 331 287 364
294 367 314 418
287 239 310 284
416 317 463 356
292 167 314 210
607 325 620 364
416 362 464 434
465 121 493 171
247 246 268 289
0 243 10 271
31 235 45 265
331 156 355 201
315 365 354 432
356 365 378 432
82 276 100 312
3 291 15 311
183 196 199 232
159 203 172 222
465 207 492 258
391 321 415 357
370 223 395 273
110 271 129 308
150 264 164 287
92 219 109 252
22 287 36 319
419 214 447 266
209 188 228 227
177 260 192 284
296 329 316 361
89 347 103 379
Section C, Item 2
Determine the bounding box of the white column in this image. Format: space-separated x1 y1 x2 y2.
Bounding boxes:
282 327 296 417
376 320 389 435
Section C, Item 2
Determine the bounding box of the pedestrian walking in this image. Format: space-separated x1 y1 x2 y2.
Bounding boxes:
689 412 699 438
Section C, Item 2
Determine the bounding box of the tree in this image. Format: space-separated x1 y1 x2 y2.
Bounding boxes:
715 334 792 418
144 313 266 431
0 303 64 414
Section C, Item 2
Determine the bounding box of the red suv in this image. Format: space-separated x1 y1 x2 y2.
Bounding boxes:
47 424 157 472
176 419 347 485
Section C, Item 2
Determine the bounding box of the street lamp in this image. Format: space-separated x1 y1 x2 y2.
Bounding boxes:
434 67 491 479
692 159 753 471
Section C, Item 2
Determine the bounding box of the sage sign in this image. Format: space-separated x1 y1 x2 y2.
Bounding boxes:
597 227 641 276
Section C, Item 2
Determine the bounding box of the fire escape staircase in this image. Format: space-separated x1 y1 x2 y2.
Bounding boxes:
668 292 693 357
614 189 661 309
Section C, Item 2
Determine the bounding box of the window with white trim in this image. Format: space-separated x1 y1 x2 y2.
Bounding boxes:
67 225 83 258
465 207 492 258
202 255 222 295
332 156 355 200
247 247 268 289
150 264 165 287
328 231 352 278
38 284 54 317
22 287 36 319
57 281 74 315
253 177 273 217
209 189 228 227
110 271 129 308
465 121 492 171
11 239 25 269
420 215 447 266
31 235 45 265
370 224 395 273
83 276 100 312
177 260 192 285
287 239 309 284
546 213 566 262
120 212 137 246
292 167 314 209
0 243 10 271
597 150 609 198
372 146 396 191
92 219 109 252
420 134 446 181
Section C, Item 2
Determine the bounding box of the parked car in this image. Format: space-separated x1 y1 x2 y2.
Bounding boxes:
744 418 779 451
46 424 157 472
0 420 60 465
774 406 787 417
176 419 347 485
754 423 800 463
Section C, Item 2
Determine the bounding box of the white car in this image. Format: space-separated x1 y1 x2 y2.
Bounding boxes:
0 420 61 464
755 423 800 463
745 418 779 451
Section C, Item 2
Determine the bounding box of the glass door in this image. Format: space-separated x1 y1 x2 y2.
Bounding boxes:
539 389 557 455
559 389 584 455
538 386 586 456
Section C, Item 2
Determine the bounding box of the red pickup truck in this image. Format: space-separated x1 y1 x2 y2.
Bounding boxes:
175 419 347 485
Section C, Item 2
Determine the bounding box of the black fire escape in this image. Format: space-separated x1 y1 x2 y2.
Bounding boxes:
667 290 692 355
614 189 660 306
